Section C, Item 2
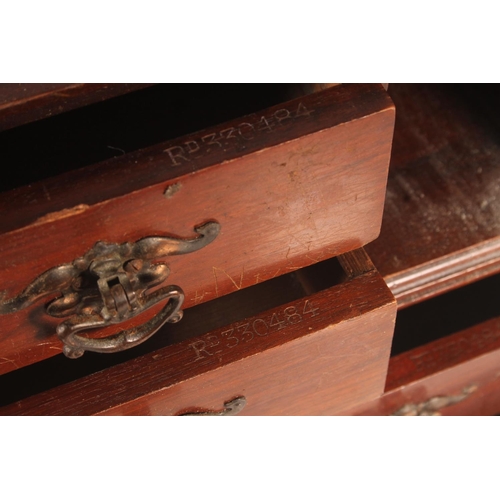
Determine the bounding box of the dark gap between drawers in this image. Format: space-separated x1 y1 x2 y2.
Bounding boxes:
0 84 304 193
390 271 500 357
0 256 346 407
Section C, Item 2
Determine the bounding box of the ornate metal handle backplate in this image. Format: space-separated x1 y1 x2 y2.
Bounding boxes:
0 221 220 358
180 396 247 416
392 386 477 416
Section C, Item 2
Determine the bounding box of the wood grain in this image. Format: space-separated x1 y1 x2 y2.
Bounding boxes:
0 265 396 415
348 84 500 415
0 258 337 405
344 314 500 416
366 84 500 308
0 84 392 233
0 84 154 132
0 84 395 374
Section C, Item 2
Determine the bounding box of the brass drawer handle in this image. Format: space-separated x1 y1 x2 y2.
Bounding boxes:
0 221 220 358
392 386 477 416
180 396 247 416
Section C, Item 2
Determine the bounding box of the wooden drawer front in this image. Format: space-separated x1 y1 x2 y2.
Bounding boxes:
0 251 397 416
342 268 500 416
346 317 500 416
0 84 394 374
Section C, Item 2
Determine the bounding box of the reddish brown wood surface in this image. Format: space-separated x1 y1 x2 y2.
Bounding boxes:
366 84 500 308
0 265 396 416
0 84 392 233
0 84 154 131
0 84 394 375
343 315 500 415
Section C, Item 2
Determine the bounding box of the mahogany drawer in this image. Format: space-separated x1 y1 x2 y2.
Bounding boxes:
0 84 395 374
0 249 396 416
342 270 500 416
340 84 500 416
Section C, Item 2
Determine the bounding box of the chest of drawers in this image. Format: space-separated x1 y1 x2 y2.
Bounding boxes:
0 83 399 415
6 84 500 416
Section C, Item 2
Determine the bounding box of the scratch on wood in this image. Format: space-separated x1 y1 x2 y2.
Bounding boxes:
239 265 245 289
32 204 89 226
289 234 311 250
212 267 219 297
213 266 244 290
191 290 209 305
0 357 18 369
308 251 326 264
271 268 282 278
